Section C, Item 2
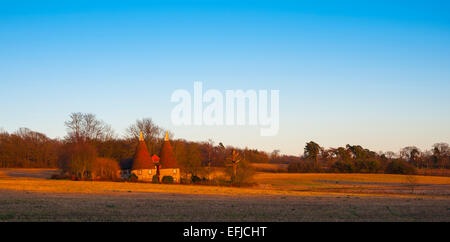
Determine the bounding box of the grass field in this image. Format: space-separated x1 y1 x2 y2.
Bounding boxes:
0 168 449 221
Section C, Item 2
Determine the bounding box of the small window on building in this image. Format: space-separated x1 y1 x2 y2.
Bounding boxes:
173 169 177 174
139 170 142 175
148 170 152 175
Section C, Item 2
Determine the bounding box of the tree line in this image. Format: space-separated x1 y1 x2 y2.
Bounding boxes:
0 113 273 182
0 127 60 168
1 113 448 178
288 141 450 174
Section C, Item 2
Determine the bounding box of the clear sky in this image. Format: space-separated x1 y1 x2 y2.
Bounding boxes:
0 0 449 155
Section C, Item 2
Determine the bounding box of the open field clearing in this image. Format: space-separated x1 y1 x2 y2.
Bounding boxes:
2 169 450 197
0 169 449 221
1 189 449 222
255 173 450 197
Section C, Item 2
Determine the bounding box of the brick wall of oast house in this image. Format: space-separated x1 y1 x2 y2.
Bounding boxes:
126 168 181 183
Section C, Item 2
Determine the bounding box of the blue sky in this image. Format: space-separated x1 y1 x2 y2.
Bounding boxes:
1 0 449 155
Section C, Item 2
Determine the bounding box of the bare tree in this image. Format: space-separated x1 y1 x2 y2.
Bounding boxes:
125 118 169 155
405 175 419 194
205 139 215 180
385 151 396 159
400 146 419 160
271 149 280 161
400 146 421 167
432 143 450 169
126 118 164 141
433 143 449 155
65 112 114 143
226 150 241 183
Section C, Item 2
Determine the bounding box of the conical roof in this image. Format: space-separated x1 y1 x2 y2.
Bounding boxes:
160 131 178 168
132 132 153 170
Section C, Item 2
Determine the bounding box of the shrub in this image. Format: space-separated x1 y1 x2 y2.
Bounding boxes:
162 176 174 184
225 160 255 186
128 173 138 182
50 174 71 180
180 177 188 184
50 174 60 179
405 175 419 193
330 159 381 173
91 157 120 180
288 161 322 173
287 162 300 172
191 175 201 183
152 175 160 183
385 159 416 174
331 160 355 173
355 159 381 173
60 143 97 179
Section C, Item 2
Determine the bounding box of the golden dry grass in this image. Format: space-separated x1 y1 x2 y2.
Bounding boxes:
1 189 449 222
255 172 450 197
256 172 450 184
0 169 331 197
0 169 450 221
1 168 450 198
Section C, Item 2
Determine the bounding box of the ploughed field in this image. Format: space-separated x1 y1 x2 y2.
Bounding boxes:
0 168 449 221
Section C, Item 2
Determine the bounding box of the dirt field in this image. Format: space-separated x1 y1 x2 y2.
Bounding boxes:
0 169 449 221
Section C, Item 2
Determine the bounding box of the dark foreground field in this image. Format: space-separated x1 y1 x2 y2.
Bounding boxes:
0 169 449 221
1 189 450 222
